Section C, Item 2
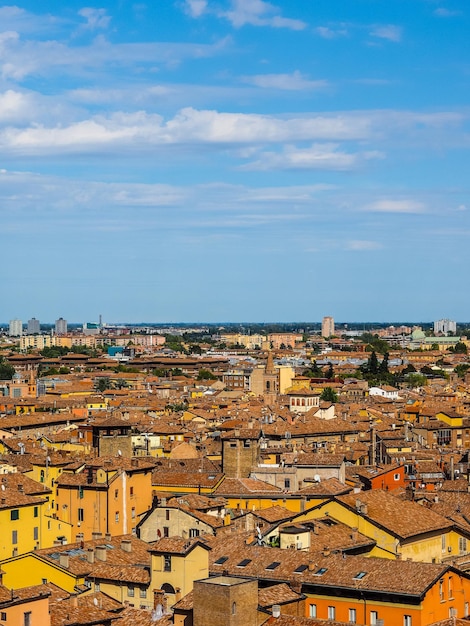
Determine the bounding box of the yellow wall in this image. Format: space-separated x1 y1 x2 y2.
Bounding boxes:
1 554 83 592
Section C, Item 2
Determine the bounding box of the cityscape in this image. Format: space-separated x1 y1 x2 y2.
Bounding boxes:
2 0 470 625
1 316 470 625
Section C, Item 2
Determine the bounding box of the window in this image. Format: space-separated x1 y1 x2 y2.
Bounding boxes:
34 506 38 518
33 527 38 541
237 559 251 567
232 601 236 615
131 507 136 519
165 509 170 521
12 530 18 545
140 588 147 598
114 489 119 499
370 611 378 625
394 473 400 480
353 571 367 580
440 578 445 601
130 486 134 497
163 526 169 537
403 617 412 626
284 479 290 489
78 508 84 522
24 612 32 626
95 582 100 592
349 608 357 623
164 555 171 572
0 611 6 620
309 604 317 618
449 576 454 598
128 585 135 597
10 509 19 521
115 511 119 523
78 487 84 499
266 562 280 570
313 567 328 576
442 535 447 552
459 537 467 554
215 556 228 565
328 606 335 619
189 528 200 538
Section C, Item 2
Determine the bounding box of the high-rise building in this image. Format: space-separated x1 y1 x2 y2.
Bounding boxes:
55 317 68 335
27 317 40 334
322 316 335 338
434 319 456 335
9 319 23 336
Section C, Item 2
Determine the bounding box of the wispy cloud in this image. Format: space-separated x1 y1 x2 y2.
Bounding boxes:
370 25 403 43
221 0 306 30
240 143 383 171
315 25 348 39
182 0 208 18
241 71 327 91
433 7 462 17
346 240 382 251
78 8 111 30
362 199 426 214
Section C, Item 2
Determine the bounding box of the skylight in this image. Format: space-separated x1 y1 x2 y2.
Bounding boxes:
237 559 252 567
353 571 367 580
314 567 328 576
266 561 281 570
214 556 228 565
294 564 308 574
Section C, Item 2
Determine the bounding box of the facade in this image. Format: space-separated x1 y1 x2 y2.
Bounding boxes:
55 317 68 334
26 318 40 334
8 319 22 337
321 316 335 338
434 318 457 335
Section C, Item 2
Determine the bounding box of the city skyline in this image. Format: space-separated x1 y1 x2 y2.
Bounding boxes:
2 1 469 322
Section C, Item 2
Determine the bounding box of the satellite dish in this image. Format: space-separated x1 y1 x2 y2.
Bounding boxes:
314 474 321 483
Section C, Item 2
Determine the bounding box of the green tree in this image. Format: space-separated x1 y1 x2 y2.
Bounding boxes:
325 363 334 379
406 373 427 388
320 387 338 402
0 357 15 380
95 377 111 392
378 352 389 375
197 368 216 380
453 342 468 354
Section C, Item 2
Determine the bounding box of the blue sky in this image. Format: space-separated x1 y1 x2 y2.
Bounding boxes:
1 0 469 323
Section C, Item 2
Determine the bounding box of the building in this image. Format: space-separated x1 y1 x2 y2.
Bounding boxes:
8 319 22 337
27 318 40 334
54 317 67 335
434 318 456 335
321 316 334 338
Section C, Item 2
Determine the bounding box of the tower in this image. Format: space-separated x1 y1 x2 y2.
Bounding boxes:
322 316 335 338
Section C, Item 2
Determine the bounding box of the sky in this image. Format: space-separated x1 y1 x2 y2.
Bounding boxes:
1 0 469 324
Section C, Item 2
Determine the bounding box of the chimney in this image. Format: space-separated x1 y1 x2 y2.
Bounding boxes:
87 548 95 564
272 605 281 618
121 539 132 552
59 553 69 568
308 561 316 571
95 545 107 562
92 532 102 540
351 527 359 542
322 547 331 557
105 532 112 542
17 484 24 493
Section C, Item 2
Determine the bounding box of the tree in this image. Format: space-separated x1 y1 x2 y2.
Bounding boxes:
325 363 334 379
406 373 427 388
320 387 338 402
378 352 389 375
453 342 468 354
0 357 15 380
95 377 111 392
197 368 216 380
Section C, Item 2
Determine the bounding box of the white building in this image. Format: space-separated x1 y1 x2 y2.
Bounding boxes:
55 317 68 335
27 318 40 334
8 319 23 337
434 319 456 335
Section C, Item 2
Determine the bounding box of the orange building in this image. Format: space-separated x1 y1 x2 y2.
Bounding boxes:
54 457 154 541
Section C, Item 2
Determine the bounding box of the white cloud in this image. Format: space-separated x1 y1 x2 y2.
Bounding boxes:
315 25 348 39
434 8 462 17
78 8 111 30
370 25 402 43
346 240 382 251
183 0 208 18
241 70 327 91
362 199 426 214
221 0 306 30
240 143 378 171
